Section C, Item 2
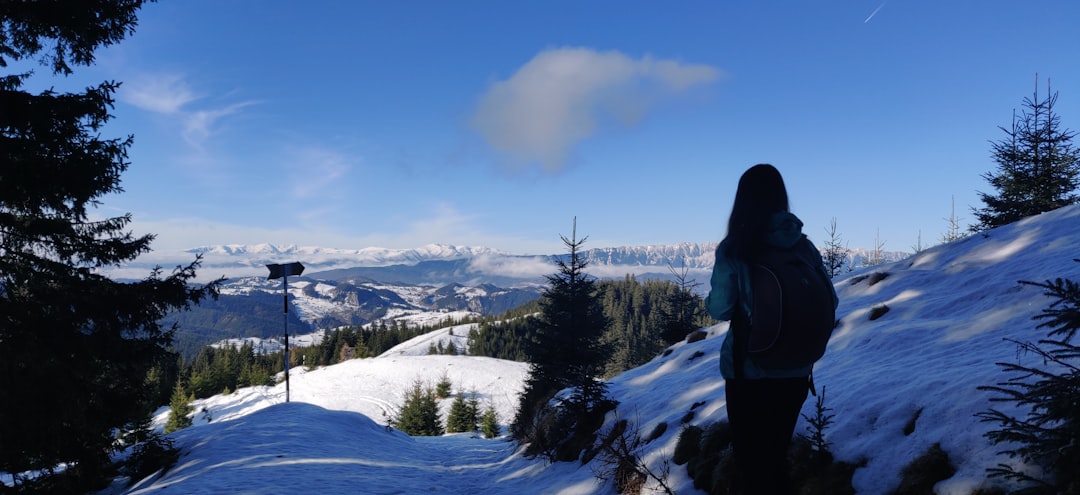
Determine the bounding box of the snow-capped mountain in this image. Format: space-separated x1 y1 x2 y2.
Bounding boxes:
115 241 908 286
188 243 506 266
149 240 908 357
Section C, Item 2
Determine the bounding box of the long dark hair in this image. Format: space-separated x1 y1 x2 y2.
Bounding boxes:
723 163 789 260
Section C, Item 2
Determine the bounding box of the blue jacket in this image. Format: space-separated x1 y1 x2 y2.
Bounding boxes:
705 212 838 379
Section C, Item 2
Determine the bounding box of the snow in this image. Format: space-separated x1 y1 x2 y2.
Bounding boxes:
389 310 479 330
94 205 1080 494
380 324 475 357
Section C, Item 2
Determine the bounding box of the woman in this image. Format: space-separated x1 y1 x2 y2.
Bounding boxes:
705 164 838 495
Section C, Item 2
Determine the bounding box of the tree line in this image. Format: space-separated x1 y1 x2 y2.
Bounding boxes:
465 274 710 377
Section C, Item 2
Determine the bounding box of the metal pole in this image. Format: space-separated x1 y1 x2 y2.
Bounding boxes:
283 274 290 403
266 261 302 404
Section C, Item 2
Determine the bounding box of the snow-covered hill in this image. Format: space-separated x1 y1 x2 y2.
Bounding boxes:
102 205 1080 494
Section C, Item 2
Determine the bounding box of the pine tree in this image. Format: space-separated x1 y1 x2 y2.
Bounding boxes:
863 229 887 267
973 76 1080 230
977 260 1080 494
658 266 706 346
513 218 612 441
435 372 453 399
941 195 966 244
392 381 444 437
164 382 194 434
821 218 848 278
481 404 501 439
0 3 222 488
446 391 480 434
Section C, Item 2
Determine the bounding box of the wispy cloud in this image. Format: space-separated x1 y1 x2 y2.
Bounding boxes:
122 73 197 114
120 72 258 148
280 146 358 226
181 101 258 148
471 47 721 172
286 147 353 201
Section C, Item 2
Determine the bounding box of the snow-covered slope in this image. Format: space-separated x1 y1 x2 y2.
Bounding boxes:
109 205 1080 494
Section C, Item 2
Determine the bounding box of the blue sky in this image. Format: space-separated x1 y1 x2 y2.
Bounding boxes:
20 0 1080 256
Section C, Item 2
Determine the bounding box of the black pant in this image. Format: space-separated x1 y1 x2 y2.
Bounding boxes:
725 376 810 495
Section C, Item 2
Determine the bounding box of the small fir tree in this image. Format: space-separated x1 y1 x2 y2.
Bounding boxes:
863 229 887 267
800 386 836 460
658 265 704 346
164 382 194 434
821 218 848 278
973 76 1080 230
481 405 501 439
435 372 453 399
393 381 444 437
446 392 480 434
941 195 966 243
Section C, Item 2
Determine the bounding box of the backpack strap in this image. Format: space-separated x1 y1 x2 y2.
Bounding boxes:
731 291 750 381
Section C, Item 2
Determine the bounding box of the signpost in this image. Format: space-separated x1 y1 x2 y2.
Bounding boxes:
266 261 304 402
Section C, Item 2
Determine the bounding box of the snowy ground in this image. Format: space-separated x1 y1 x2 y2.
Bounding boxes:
93 204 1080 494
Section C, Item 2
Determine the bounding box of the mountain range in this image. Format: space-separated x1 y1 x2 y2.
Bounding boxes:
149 242 908 356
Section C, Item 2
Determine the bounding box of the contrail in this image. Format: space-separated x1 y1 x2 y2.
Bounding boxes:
864 1 887 23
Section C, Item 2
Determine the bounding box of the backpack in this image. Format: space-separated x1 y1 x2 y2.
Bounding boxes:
741 238 836 370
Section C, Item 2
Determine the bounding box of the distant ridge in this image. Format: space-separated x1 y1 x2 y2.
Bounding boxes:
186 243 506 266
110 241 909 284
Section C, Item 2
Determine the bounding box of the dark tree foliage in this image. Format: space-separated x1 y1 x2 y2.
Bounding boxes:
0 2 223 491
468 277 708 376
977 260 1080 494
392 381 444 437
480 404 501 439
163 381 194 434
467 300 542 361
973 77 1080 231
656 266 710 348
445 392 480 434
821 218 848 279
182 343 278 400
513 220 612 441
299 315 480 369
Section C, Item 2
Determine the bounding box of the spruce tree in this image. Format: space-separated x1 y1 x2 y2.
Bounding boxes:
435 372 453 399
446 392 480 434
0 2 222 489
164 382 194 434
941 195 966 244
977 260 1080 493
659 266 705 346
821 218 848 278
392 381 444 437
973 77 1080 230
481 404 501 439
513 218 612 441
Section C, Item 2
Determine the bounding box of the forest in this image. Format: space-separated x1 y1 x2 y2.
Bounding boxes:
166 274 711 407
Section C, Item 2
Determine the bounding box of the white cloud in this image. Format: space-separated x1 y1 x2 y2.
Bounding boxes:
121 73 198 114
471 47 721 172
466 254 553 279
182 101 258 148
120 72 258 148
286 147 353 201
